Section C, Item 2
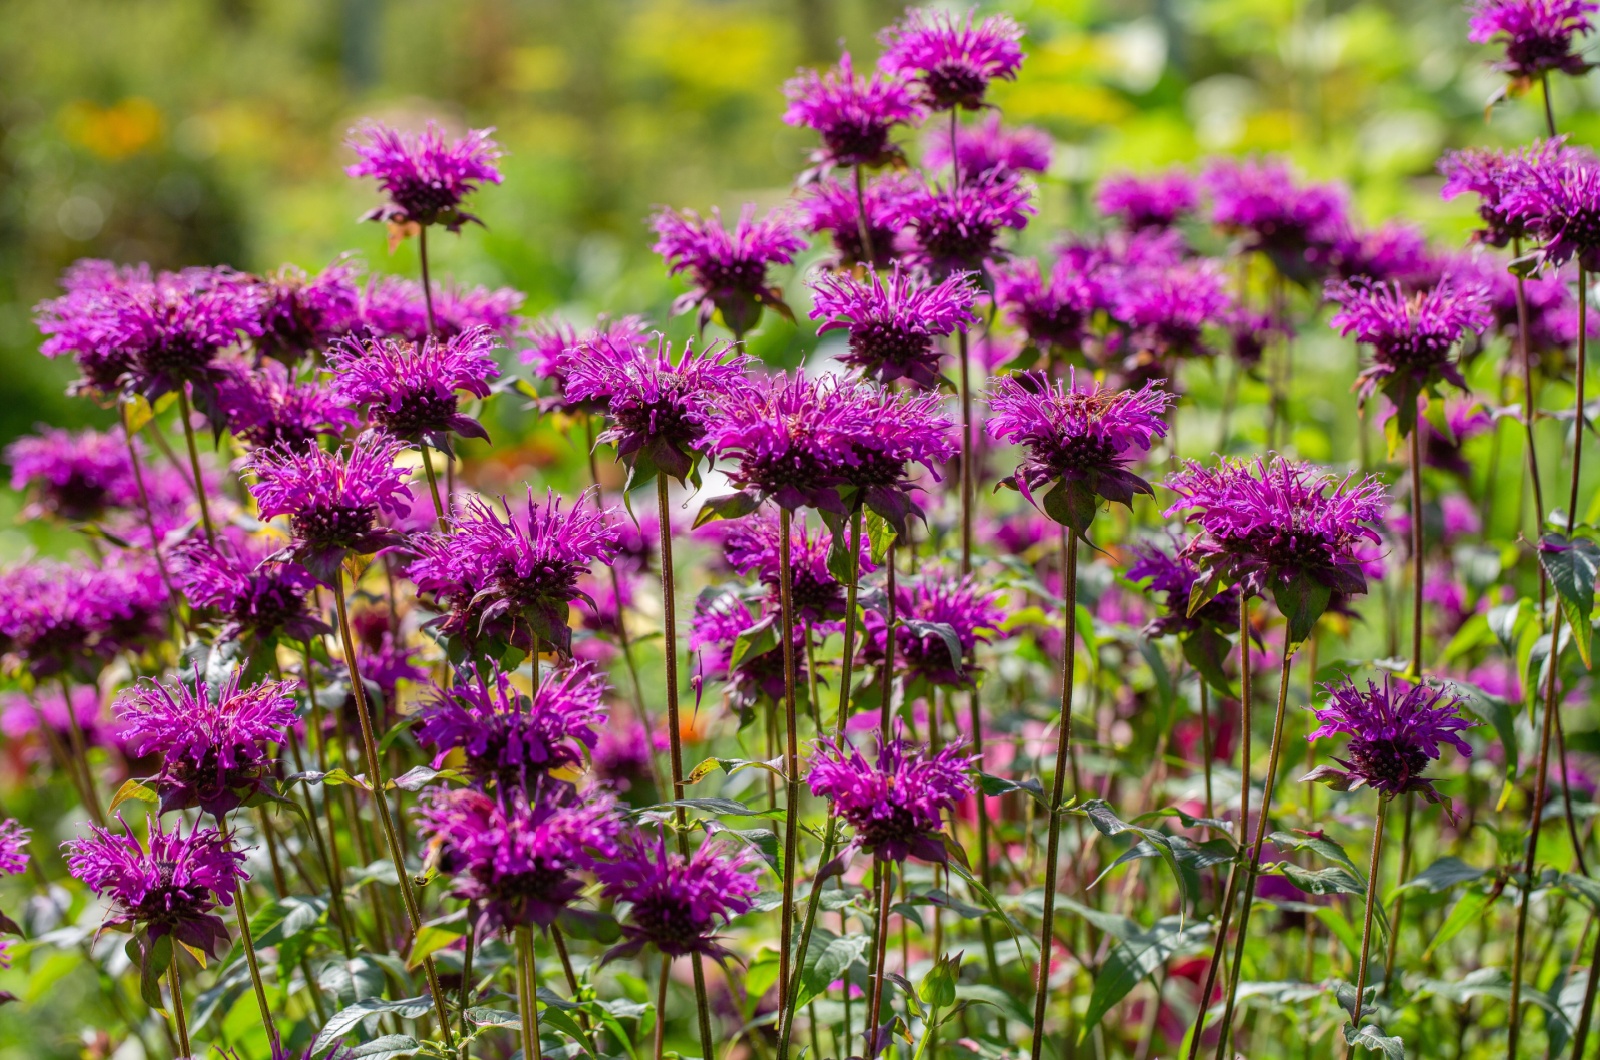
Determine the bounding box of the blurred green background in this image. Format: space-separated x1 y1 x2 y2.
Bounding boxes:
1 0 1593 440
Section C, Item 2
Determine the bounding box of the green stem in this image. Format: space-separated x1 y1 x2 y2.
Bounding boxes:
176 386 214 544
776 507 803 1036
1383 794 1414 998
518 926 542 1060
1351 798 1389 1027
420 445 448 532
168 958 191 1060
217 814 279 1051
419 224 438 338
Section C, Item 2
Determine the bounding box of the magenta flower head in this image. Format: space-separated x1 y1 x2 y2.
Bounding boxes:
799 171 916 269
652 204 807 338
1500 147 1600 271
418 779 621 934
595 832 761 963
1128 536 1244 639
1326 276 1493 433
891 169 1036 277
690 589 806 718
808 729 976 863
418 488 620 656
993 257 1105 359
345 121 503 230
170 529 329 644
116 668 297 817
0 557 167 679
1438 139 1569 247
877 7 1026 111
328 326 500 453
0 820 28 877
702 371 958 533
1110 260 1233 368
1096 170 1200 231
63 816 246 962
986 369 1174 534
1468 0 1597 82
520 314 652 412
1332 222 1440 286
216 358 356 451
360 275 525 344
416 660 607 789
722 512 874 623
923 112 1052 179
784 51 922 174
808 266 979 388
861 572 1003 689
1201 158 1350 284
1164 456 1388 642
563 333 751 486
252 258 362 364
6 426 141 522
246 435 414 584
1307 677 1473 808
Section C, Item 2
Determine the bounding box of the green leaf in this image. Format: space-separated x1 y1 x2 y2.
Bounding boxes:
1081 918 1209 1039
729 616 779 672
249 895 327 948
693 491 760 528
975 771 1048 809
795 930 870 1012
1342 1021 1406 1059
344 1037 422 1060
1271 569 1332 650
313 997 434 1056
138 934 172 1011
1540 533 1599 667
1279 864 1366 897
1394 856 1484 896
1267 830 1362 876
686 756 786 785
1181 627 1236 698
408 921 467 970
1423 889 1496 960
387 765 463 791
1074 800 1190 915
864 510 895 566
109 778 160 813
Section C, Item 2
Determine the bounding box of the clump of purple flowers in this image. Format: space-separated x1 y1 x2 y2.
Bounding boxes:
1127 537 1243 640
784 51 921 174
416 660 607 789
722 512 872 623
891 170 1036 276
217 359 355 451
417 780 621 934
652 205 807 337
1501 147 1600 271
1109 261 1233 373
170 530 328 644
361 275 525 343
116 668 297 816
0 556 168 678
799 172 916 269
328 326 500 452
986 369 1174 533
521 314 652 412
877 7 1025 111
345 121 504 230
860 572 1003 689
808 729 976 862
689 589 805 717
63 816 247 961
993 257 1105 359
1468 0 1597 82
923 113 1052 179
595 833 761 963
1202 158 1350 284
1438 139 1569 247
808 266 978 388
563 333 750 485
246 435 414 584
6 426 142 523
252 259 363 364
1307 677 1473 806
1096 170 1200 231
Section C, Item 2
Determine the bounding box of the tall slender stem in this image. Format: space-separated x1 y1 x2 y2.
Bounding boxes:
1409 424 1424 678
459 919 476 1055
1512 240 1546 531
654 955 671 1060
1214 650 1296 1059
1186 593 1254 1060
420 446 448 531
167 959 191 1060
879 543 897 743
1028 532 1079 1060
298 644 355 957
1199 679 1215 822
865 859 893 1058
958 330 974 574
518 926 542 1060
217 814 279 1050
853 164 877 266
332 567 455 1046
419 225 438 338
776 508 803 1031
835 509 863 736
1542 72 1559 138
653 476 715 1060
1570 915 1600 1058
1351 798 1389 1028
1383 794 1415 995
176 386 214 544
56 680 106 828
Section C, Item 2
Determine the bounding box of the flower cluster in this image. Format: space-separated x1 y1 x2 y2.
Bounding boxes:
595 833 761 962
170 530 328 643
809 731 976 862
345 121 504 229
6 426 142 522
328 327 500 451
1307 678 1473 802
783 51 921 173
877 7 1026 111
860 572 1002 689
652 205 807 336
808 266 978 388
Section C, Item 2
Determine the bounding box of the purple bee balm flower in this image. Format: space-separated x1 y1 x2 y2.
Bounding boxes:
808 729 976 862
63 816 246 959
784 51 923 173
0 557 167 679
798 171 916 269
1333 221 1441 286
347 607 427 704
703 371 958 532
1438 139 1570 247
594 832 761 963
860 572 1003 689
1163 456 1388 634
1500 147 1600 271
417 779 622 934
689 589 806 715
6 426 142 522
1 684 128 766
985 369 1174 532
1127 537 1243 639
418 488 620 655
1308 677 1473 804
1110 260 1233 367
252 258 363 363
360 275 525 343
1201 158 1351 284
891 169 1036 277
722 512 874 623
0 819 28 876
590 717 661 800
1467 0 1597 81
246 435 414 585
345 121 503 230
1096 170 1200 231
520 314 652 412
563 333 750 485
328 326 500 452
116 668 297 817
416 660 607 788
809 266 979 388
877 7 1026 111
216 358 356 451
1326 276 1493 428
993 257 1104 358
923 112 1052 179
170 529 329 643
652 204 807 337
